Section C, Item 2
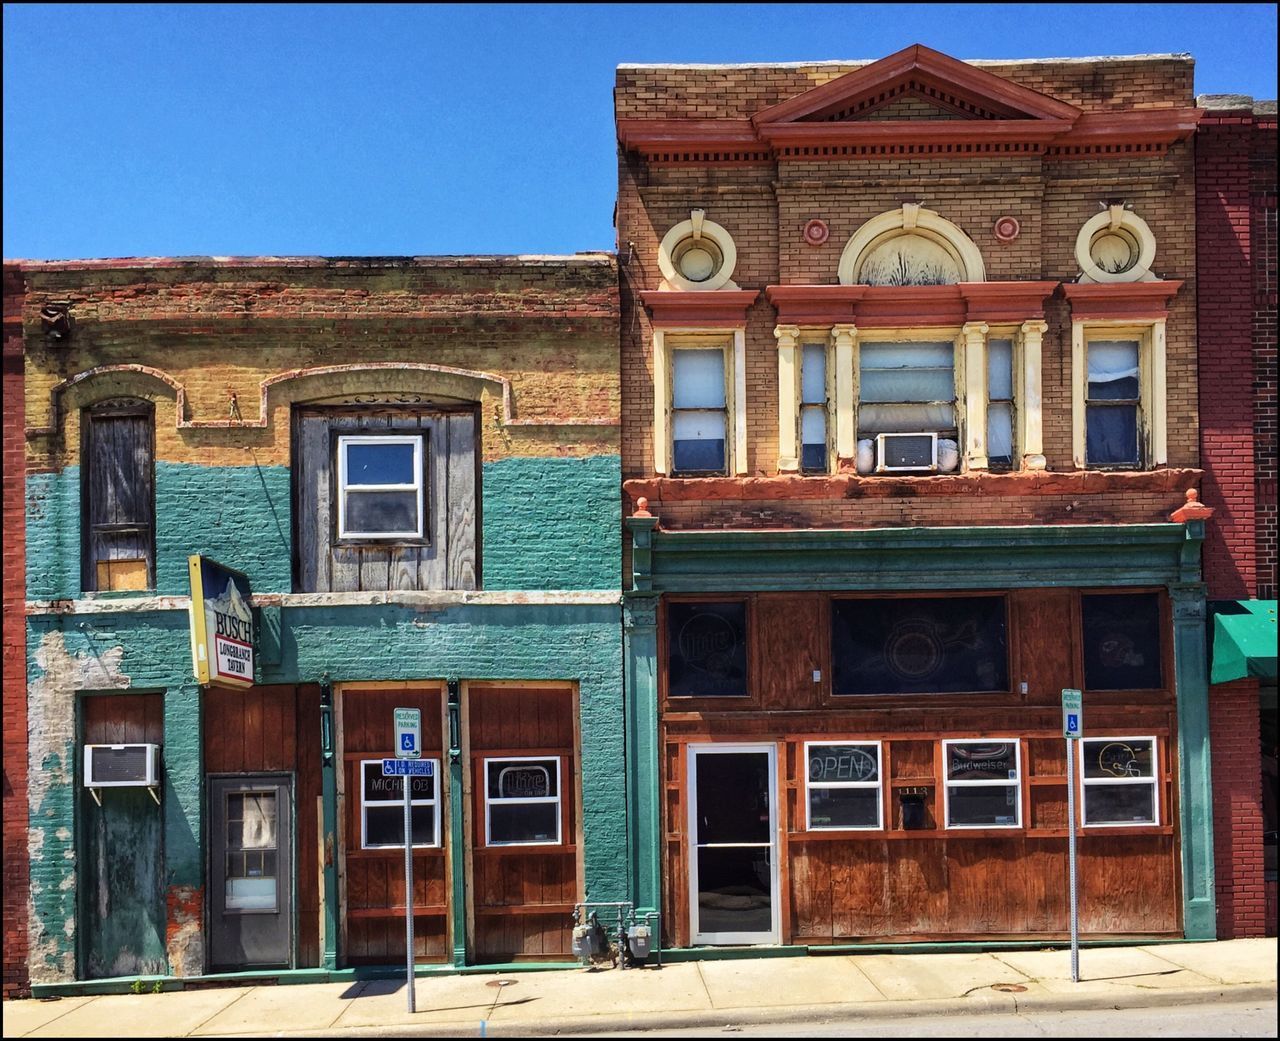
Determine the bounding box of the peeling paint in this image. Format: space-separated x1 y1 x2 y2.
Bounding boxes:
165 885 204 977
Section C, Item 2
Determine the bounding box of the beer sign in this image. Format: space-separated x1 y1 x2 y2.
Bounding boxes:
189 556 254 688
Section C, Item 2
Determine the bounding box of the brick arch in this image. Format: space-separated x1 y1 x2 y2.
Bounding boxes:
26 363 186 438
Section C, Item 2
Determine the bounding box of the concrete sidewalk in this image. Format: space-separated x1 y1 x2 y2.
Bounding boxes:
3 938 1276 1038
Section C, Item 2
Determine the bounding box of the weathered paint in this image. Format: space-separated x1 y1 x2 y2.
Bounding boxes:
621 517 1216 941
481 455 621 590
25 598 624 980
29 455 621 599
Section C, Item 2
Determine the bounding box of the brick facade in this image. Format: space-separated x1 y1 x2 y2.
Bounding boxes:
1210 679 1267 937
3 263 30 997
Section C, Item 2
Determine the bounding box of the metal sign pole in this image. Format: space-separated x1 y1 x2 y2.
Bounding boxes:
404 771 416 1013
1061 688 1082 984
1066 738 1079 983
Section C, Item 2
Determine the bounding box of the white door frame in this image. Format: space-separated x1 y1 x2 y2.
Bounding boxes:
687 742 780 945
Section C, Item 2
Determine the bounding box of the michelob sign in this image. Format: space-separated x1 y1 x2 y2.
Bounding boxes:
188 555 254 688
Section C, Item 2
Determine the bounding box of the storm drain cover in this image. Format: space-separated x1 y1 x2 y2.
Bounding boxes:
486 979 518 989
992 983 1027 993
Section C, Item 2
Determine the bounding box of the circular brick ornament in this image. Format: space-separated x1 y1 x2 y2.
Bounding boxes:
993 216 1020 243
803 219 830 246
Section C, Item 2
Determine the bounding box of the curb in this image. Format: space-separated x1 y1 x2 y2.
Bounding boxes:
201 981 1279 1038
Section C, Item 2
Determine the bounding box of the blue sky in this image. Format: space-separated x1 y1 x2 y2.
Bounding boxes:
3 3 1276 260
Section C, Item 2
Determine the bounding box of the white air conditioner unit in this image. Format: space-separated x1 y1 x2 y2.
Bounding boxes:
875 432 939 473
84 744 161 788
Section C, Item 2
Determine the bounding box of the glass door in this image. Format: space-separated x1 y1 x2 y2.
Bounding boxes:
688 744 779 945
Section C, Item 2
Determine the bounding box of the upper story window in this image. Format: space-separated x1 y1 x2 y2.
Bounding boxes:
1071 321 1167 471
336 435 425 540
799 343 829 473
82 398 155 592
294 406 477 593
666 600 749 698
987 338 1015 469
671 346 729 475
856 340 959 474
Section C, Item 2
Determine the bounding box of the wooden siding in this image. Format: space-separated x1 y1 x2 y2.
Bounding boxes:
203 684 324 968
660 588 1182 946
294 407 477 593
338 687 448 965
467 685 579 962
81 400 155 592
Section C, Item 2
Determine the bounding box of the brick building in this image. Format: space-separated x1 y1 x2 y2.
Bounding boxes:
617 44 1219 947
10 256 623 987
1194 93 1278 939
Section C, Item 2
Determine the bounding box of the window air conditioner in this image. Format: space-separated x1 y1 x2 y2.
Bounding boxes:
875 432 939 473
84 744 161 788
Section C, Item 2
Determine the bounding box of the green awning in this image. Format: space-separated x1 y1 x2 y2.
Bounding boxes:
1210 600 1278 685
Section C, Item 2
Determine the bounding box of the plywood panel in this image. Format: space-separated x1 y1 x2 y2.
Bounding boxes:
1011 588 1077 705
1078 836 1179 934
755 595 822 712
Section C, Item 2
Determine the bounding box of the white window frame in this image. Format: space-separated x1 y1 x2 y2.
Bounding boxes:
942 738 1022 830
803 740 884 831
653 329 747 476
985 329 1018 469
1071 320 1167 470
358 757 441 850
483 755 563 847
336 434 425 539
1078 736 1160 828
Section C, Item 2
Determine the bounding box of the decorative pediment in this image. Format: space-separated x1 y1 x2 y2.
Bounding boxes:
752 44 1081 126
617 43 1201 163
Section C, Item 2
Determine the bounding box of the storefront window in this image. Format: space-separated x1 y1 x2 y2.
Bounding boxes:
832 596 1008 695
1080 737 1158 826
485 757 562 845
668 601 749 697
359 759 440 849
804 742 883 830
1081 592 1162 690
944 740 1021 828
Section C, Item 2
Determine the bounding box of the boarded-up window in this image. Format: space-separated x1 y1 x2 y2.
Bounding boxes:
294 407 478 593
82 399 155 592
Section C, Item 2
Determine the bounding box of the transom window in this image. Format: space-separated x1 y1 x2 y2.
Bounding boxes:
337 434 425 540
1079 737 1158 826
1081 592 1163 691
804 742 883 830
484 757 562 846
671 348 728 475
667 600 749 698
943 739 1022 829
359 759 440 849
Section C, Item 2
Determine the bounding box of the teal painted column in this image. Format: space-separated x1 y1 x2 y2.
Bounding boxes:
319 677 339 970
446 681 466 967
624 594 661 913
1170 580 1217 939
162 681 205 976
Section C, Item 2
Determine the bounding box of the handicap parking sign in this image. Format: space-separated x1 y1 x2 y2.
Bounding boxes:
394 708 421 759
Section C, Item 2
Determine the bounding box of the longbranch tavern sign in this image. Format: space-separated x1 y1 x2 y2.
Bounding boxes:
188 555 254 688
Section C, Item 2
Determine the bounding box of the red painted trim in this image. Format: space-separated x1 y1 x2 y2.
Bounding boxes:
616 118 758 152
624 467 1203 505
750 43 1082 126
757 119 1074 148
1060 280 1184 320
640 289 760 326
1057 108 1202 146
765 282 1058 327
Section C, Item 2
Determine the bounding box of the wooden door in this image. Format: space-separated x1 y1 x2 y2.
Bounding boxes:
467 685 578 962
340 688 449 964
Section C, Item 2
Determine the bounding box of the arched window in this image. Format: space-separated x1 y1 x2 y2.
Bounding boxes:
838 204 985 286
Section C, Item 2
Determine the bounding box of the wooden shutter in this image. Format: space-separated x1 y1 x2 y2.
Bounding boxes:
83 401 154 591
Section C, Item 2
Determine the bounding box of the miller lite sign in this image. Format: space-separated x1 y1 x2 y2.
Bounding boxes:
188 555 255 688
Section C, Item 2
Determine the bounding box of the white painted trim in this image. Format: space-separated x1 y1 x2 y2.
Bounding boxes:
1018 320 1048 470
962 322 990 471
358 757 442 851
1151 319 1168 466
1074 208 1158 284
687 743 780 946
803 740 885 832
831 324 858 461
1073 320 1164 470
653 329 670 475
27 590 623 615
942 739 1023 830
657 215 739 292
775 325 800 472
733 328 748 475
1071 320 1088 469
838 204 986 286
1078 736 1160 828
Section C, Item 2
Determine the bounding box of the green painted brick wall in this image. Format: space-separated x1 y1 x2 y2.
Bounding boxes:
28 455 621 599
481 455 621 590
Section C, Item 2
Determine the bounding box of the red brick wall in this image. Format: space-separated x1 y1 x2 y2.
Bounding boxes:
1210 679 1266 938
2 262 30 997
1195 115 1256 599
1252 117 1278 599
